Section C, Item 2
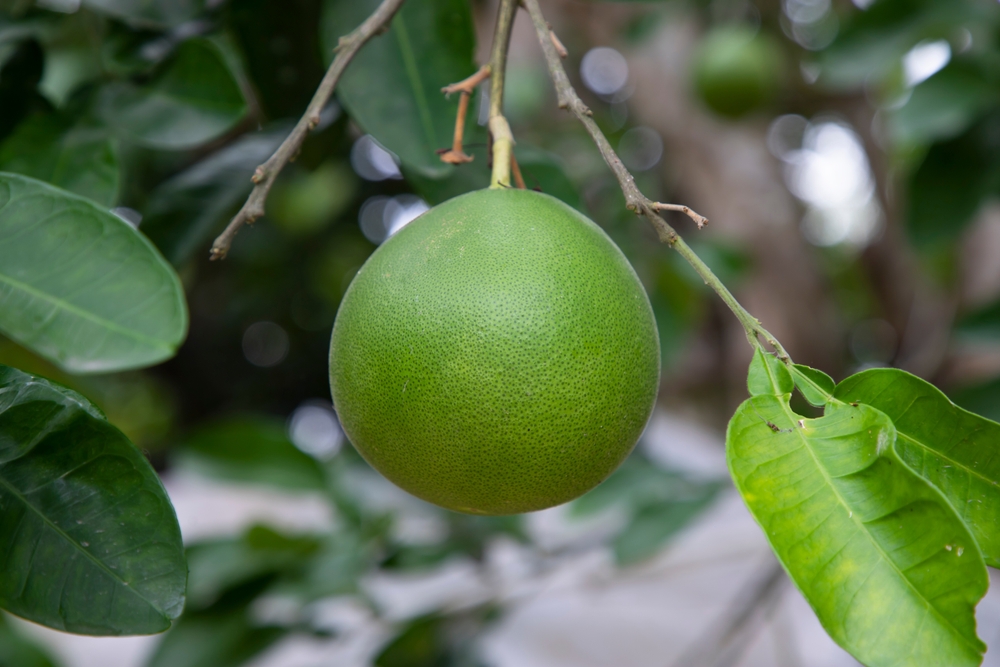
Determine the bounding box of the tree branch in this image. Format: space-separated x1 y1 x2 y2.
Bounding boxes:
520 0 789 361
209 0 407 260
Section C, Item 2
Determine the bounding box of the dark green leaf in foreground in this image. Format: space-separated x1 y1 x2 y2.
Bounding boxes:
728 354 987 667
173 417 325 492
837 368 1000 568
0 113 119 207
98 38 247 150
0 365 186 635
0 173 188 373
321 0 476 177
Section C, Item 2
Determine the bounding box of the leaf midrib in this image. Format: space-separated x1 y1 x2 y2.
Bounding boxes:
773 397 979 653
0 270 172 349
0 471 168 624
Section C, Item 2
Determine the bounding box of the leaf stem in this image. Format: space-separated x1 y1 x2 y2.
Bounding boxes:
488 0 519 189
209 0 407 260
520 0 790 363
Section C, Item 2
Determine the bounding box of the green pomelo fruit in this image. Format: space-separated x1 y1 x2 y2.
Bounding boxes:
691 26 784 119
329 188 660 515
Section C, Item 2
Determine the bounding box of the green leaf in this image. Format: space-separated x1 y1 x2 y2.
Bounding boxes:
145 601 284 667
321 0 476 177
0 365 186 635
375 616 449 667
0 112 119 207
82 0 203 30
185 525 321 609
893 64 999 145
173 417 326 491
790 364 835 407
956 299 1000 342
97 38 247 150
141 126 288 265
727 391 987 666
612 490 719 565
836 368 1000 567
0 173 188 374
747 348 792 397
572 456 722 564
906 114 1000 250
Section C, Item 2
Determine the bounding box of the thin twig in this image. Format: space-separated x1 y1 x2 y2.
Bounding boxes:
520 0 789 361
650 202 708 229
548 22 568 58
442 64 491 96
209 0 407 260
439 65 491 165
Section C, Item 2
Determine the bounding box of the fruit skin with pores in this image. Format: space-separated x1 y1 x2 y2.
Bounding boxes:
691 25 784 119
329 188 660 515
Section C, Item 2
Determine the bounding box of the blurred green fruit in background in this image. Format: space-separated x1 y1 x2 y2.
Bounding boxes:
691 25 784 119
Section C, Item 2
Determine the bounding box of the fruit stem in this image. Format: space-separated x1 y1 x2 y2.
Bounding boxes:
521 0 792 364
487 0 518 189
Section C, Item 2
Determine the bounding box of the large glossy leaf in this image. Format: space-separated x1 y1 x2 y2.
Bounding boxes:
321 0 475 177
0 173 187 373
0 113 119 207
141 126 288 265
836 368 1000 568
728 353 987 667
98 38 247 150
0 365 186 635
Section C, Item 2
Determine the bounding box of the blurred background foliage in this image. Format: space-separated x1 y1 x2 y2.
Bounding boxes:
2 0 1000 664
